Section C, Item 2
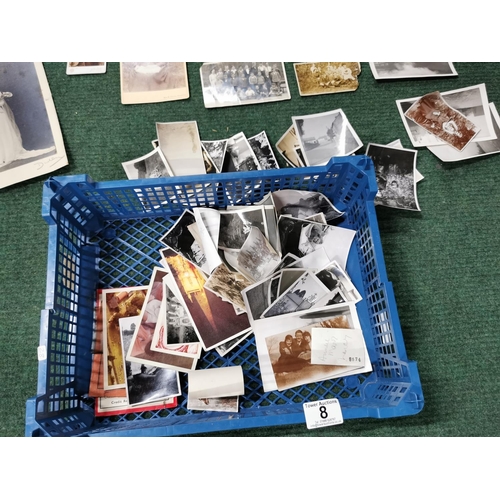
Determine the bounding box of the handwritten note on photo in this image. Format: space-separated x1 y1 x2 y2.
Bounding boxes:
310 327 365 367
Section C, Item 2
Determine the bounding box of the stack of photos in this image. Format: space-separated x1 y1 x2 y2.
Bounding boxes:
369 62 457 80
396 83 497 153
200 62 291 108
365 143 421 211
293 62 361 96
120 62 189 104
0 62 68 189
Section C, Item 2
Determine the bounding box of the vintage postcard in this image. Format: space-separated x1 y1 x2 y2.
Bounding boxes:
261 271 330 318
428 102 500 162
276 125 304 167
253 303 371 392
156 121 206 176
369 62 457 80
161 248 252 350
294 62 361 96
122 147 173 179
366 143 421 211
200 62 291 108
201 139 228 173
188 365 244 399
292 109 363 166
125 267 199 372
102 287 148 390
396 84 495 147
271 189 343 222
187 395 239 413
120 62 189 104
0 62 68 189
66 62 106 75
237 227 281 282
278 216 356 270
248 130 280 169
221 132 261 173
405 91 479 151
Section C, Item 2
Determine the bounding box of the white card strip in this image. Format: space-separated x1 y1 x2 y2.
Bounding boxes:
188 365 244 399
310 327 365 366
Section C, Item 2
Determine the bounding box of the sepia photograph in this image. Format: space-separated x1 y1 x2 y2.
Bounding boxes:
200 62 291 108
366 143 421 211
261 271 329 318
405 91 478 151
248 130 280 169
218 206 268 250
0 62 68 189
66 62 106 75
396 84 495 147
120 62 189 104
276 125 304 167
294 62 361 96
369 62 457 80
293 109 363 166
237 227 281 282
428 102 500 162
221 131 261 173
201 139 228 172
156 121 206 176
271 189 344 222
122 147 173 179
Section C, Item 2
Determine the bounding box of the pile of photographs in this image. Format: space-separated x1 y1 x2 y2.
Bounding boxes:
276 108 363 168
122 120 280 181
89 188 373 415
396 83 500 163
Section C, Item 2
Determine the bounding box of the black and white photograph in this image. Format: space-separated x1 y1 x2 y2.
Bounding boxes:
218 206 268 251
204 263 252 311
66 62 106 75
248 131 279 169
271 189 344 222
122 147 173 179
261 272 329 318
275 125 304 167
160 210 209 273
427 103 500 162
396 84 495 147
294 62 361 96
221 132 261 173
369 62 457 80
187 395 239 412
278 269 307 296
365 143 421 211
201 139 228 172
292 109 363 166
237 227 281 282
200 62 291 109
278 216 356 270
120 316 181 406
156 121 206 176
0 62 67 189
241 272 279 324
215 329 253 357
316 260 362 303
120 62 189 104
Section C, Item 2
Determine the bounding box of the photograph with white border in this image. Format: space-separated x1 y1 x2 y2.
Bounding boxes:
276 125 304 167
248 130 280 169
294 62 361 96
66 62 106 75
293 109 363 166
369 62 457 80
221 131 261 172
201 139 228 172
122 147 173 179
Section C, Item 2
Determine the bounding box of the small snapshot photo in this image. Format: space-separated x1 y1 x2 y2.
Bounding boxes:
369 62 457 80
366 143 420 211
201 139 228 172
218 206 268 251
294 62 361 96
66 62 107 75
405 91 478 151
293 109 362 166
122 147 173 179
222 132 261 172
276 125 304 168
0 62 68 189
248 131 280 169
200 62 291 108
120 62 189 104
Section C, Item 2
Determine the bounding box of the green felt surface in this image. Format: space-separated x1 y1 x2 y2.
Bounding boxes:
1 62 499 437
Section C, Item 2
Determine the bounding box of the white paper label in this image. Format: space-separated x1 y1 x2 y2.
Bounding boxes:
37 345 47 361
303 398 343 429
311 327 365 366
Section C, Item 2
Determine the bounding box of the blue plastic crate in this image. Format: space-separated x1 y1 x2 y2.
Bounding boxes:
25 155 423 437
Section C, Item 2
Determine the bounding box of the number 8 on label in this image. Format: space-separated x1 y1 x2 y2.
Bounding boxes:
319 406 328 419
